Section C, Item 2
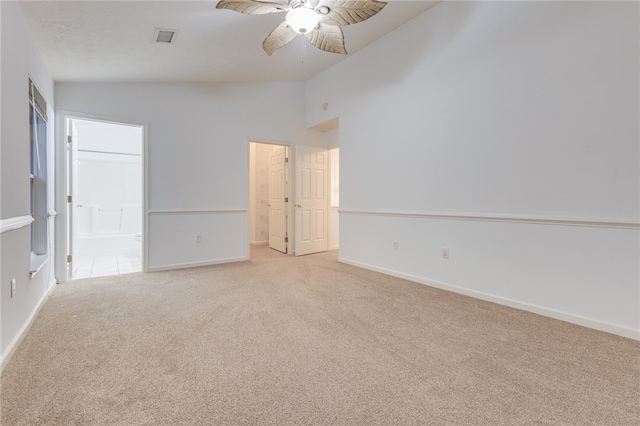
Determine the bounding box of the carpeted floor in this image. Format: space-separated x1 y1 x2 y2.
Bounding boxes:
1 245 639 425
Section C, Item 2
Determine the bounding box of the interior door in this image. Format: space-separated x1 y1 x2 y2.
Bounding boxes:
294 145 328 256
268 146 287 253
66 119 79 279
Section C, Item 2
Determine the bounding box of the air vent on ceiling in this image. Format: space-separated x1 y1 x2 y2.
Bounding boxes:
153 28 178 44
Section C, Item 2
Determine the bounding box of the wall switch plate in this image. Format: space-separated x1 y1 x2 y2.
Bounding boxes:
11 279 16 297
196 235 202 243
393 240 399 250
441 248 449 259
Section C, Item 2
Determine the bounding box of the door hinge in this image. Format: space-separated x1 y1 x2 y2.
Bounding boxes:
284 197 288 203
284 237 289 243
285 157 289 163
66 255 72 263
67 135 72 143
67 195 72 203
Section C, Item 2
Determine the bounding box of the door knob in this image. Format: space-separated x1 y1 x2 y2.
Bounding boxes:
295 204 302 208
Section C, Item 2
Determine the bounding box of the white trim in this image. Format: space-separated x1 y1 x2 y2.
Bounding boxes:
147 256 248 272
339 209 639 230
143 122 149 274
55 111 67 283
0 215 34 234
250 240 269 246
30 254 48 279
148 209 247 215
1 278 56 372
338 257 640 341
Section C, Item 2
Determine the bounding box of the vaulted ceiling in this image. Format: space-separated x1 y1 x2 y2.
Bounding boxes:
19 1 441 83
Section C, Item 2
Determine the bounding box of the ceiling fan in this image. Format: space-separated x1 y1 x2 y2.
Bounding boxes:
216 0 387 55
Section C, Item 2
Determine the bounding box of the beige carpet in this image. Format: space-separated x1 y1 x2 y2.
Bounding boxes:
1 246 639 425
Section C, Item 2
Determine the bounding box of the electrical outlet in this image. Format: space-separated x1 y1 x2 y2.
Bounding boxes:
11 279 16 298
393 240 399 250
441 247 449 259
196 235 202 243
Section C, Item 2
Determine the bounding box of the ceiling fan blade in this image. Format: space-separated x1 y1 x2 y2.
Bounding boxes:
318 0 386 26
305 23 347 54
216 0 288 15
263 21 298 55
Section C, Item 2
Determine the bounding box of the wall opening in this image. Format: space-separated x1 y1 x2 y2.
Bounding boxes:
67 118 144 279
249 141 289 254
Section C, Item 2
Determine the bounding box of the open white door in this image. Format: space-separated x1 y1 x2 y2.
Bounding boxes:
66 119 79 279
268 146 287 253
294 145 328 256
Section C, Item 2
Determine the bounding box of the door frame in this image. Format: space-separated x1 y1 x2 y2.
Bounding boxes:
247 139 293 257
246 140 338 258
55 111 149 282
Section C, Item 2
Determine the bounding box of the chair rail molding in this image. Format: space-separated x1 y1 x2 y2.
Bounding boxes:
0 215 34 234
148 208 247 215
339 209 640 230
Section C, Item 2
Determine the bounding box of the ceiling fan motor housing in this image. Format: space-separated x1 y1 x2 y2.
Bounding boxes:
286 0 321 34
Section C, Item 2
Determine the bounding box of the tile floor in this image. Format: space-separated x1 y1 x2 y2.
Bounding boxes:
72 252 142 279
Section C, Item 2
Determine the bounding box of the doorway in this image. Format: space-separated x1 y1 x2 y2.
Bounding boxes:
66 118 144 279
249 142 290 253
249 141 339 257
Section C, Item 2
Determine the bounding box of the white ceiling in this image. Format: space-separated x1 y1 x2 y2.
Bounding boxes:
19 0 441 83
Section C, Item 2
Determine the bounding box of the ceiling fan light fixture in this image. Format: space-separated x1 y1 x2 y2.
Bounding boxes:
216 0 387 55
285 7 320 34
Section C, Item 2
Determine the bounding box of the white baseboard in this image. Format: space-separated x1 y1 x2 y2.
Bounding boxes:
338 257 640 341
1 278 57 371
250 240 268 246
148 256 248 272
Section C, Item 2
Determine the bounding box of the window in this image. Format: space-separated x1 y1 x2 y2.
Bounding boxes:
29 79 48 272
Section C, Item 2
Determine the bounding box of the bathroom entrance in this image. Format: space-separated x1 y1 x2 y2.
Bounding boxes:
66 118 144 279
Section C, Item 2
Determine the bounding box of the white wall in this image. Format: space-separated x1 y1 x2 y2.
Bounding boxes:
74 120 143 240
1 1 56 368
76 151 142 236
75 120 142 154
305 1 639 338
76 121 143 239
324 128 339 150
55 82 323 271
